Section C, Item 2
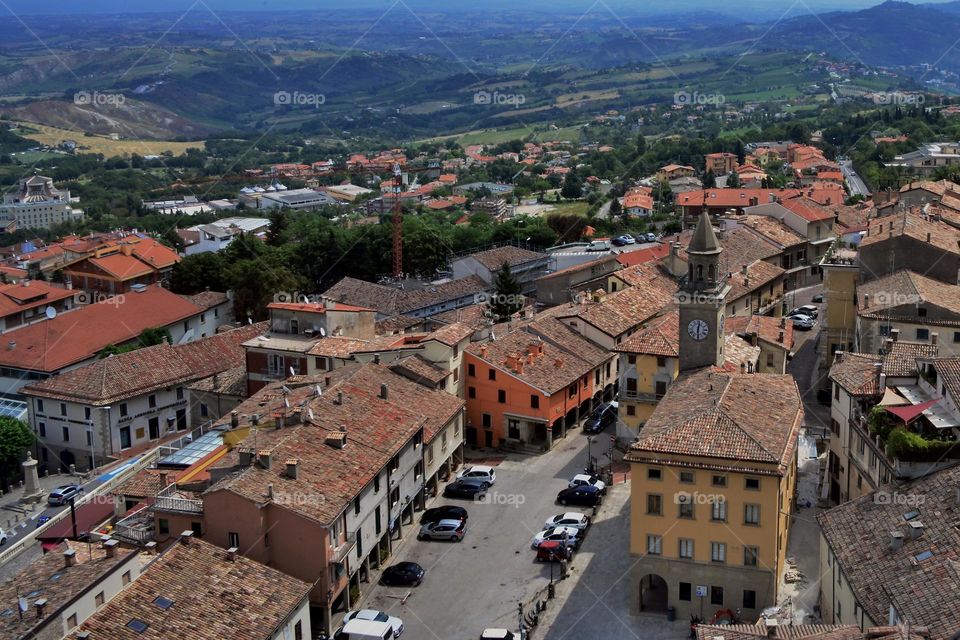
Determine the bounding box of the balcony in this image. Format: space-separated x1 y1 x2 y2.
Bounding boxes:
113 506 154 544
620 389 663 403
154 483 203 515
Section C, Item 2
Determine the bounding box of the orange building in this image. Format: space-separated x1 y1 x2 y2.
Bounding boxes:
463 329 598 451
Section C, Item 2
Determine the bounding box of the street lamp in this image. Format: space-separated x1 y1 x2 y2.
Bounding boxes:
586 436 594 474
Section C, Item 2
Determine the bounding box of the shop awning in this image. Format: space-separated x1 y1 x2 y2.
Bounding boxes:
878 388 910 406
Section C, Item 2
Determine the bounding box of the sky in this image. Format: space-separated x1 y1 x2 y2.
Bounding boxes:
0 0 956 14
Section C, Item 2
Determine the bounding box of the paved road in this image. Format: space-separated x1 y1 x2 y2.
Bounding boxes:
550 240 661 272
840 160 870 198
358 427 613 639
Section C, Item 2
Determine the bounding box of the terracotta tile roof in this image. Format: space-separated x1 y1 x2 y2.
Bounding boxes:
723 333 761 370
861 211 960 256
780 196 838 222
389 354 450 386
322 277 401 315
524 317 610 367
182 290 228 310
128 237 180 269
323 276 488 316
817 463 960 640
465 329 592 394
394 276 487 314
72 537 310 640
725 259 785 302
0 280 75 318
306 336 370 358
463 246 547 271
87 253 155 279
186 365 247 396
375 314 423 334
426 321 473 346
829 352 883 396
22 322 268 403
536 254 620 281
725 314 793 350
614 243 671 268
0 285 205 373
628 369 802 471
0 541 134 639
858 270 960 320
931 357 960 401
883 341 939 378
114 468 178 498
737 214 807 248
559 282 675 338
207 364 463 523
676 188 801 208
429 303 489 331
696 623 867 640
613 262 678 292
616 309 679 357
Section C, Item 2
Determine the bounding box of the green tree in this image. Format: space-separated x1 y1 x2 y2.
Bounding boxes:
0 417 35 491
266 209 289 246
169 252 228 294
490 262 522 322
727 172 741 188
635 134 647 156
703 170 716 188
560 173 582 200
609 196 622 217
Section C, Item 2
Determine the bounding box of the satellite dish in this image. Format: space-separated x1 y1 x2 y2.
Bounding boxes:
314 385 322 397
319 327 326 337
289 366 296 377
307 408 314 420
247 317 253 325
284 397 291 408
44 306 57 320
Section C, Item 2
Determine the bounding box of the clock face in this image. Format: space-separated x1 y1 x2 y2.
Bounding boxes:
687 319 709 341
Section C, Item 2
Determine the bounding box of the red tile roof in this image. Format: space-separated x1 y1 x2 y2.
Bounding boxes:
266 301 373 313
87 253 155 279
0 281 74 318
615 244 671 267
779 196 837 222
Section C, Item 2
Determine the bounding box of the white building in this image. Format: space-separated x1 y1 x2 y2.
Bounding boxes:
0 175 84 230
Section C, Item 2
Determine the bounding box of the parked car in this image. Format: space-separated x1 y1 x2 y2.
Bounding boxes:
337 619 394 640
789 314 815 330
456 465 496 485
811 293 825 303
586 240 610 252
342 609 404 638
530 526 581 550
556 485 602 507
443 478 489 499
793 304 819 318
420 505 467 524
380 562 425 587
0 527 6 545
535 540 573 563
583 402 617 434
47 484 83 506
568 473 606 494
418 519 466 542
544 512 591 531
35 515 51 529
481 630 517 640
645 232 657 242
612 234 636 246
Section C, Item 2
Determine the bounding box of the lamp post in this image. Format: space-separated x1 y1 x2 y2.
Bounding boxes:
586 436 594 474
97 406 112 468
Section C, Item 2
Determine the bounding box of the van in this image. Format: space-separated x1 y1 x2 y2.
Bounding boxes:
586 240 610 252
338 618 393 640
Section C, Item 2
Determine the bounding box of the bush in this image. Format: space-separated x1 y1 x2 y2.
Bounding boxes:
886 427 960 462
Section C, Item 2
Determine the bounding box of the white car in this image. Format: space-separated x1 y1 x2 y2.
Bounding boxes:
481 630 517 640
457 465 496 485
342 609 404 638
569 474 606 494
0 527 6 545
531 526 581 549
544 512 591 531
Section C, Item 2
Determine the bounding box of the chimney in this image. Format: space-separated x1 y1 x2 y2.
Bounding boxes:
145 541 157 555
258 451 271 469
251 414 259 427
335 391 343 405
324 374 332 386
103 539 118 559
179 530 194 545
239 449 253 466
515 358 524 375
479 344 488 358
158 471 168 487
230 411 239 428
226 546 239 561
379 383 388 400
740 362 746 374
34 598 47 620
286 459 299 479
326 428 347 449
373 353 381 364
554 358 564 368
890 530 904 551
741 264 748 275
7 340 14 351
909 520 924 540
212 372 219 389
765 618 778 638
63 548 77 568
884 337 894 353
931 332 938 345
879 373 887 389
750 333 759 347
927 232 931 242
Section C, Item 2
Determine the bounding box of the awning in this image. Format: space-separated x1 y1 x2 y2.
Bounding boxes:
885 398 939 424
879 388 910 406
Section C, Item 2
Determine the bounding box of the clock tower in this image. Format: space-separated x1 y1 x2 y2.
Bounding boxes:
678 210 729 371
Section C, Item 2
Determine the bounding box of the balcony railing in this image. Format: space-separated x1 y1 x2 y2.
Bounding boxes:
114 507 154 544
153 483 203 514
620 389 662 403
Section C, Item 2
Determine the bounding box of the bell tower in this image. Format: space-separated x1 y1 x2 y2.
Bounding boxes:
678 210 729 371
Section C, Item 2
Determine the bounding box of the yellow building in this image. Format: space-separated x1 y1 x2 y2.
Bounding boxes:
626 369 802 621
616 311 680 431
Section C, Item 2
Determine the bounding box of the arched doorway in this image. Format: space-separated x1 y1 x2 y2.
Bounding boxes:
638 574 668 613
59 449 75 473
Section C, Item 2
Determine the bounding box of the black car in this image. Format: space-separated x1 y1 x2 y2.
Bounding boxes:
583 402 617 434
420 505 468 524
556 485 602 507
443 478 489 499
380 562 425 587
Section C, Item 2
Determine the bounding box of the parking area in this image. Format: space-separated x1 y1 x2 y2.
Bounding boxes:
354 428 608 639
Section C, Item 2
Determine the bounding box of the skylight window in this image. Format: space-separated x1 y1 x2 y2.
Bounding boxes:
127 619 150 633
153 596 174 610
914 550 934 562
903 509 921 521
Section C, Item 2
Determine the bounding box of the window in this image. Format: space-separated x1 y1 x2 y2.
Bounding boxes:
712 474 727 487
498 389 506 404
568 383 577 399
678 499 694 519
711 500 727 522
834 383 840 400
917 307 927 317
647 468 662 480
86 430 92 446
628 355 636 365
656 356 667 367
646 494 662 515
36 399 44 413
176 387 184 401
916 328 929 341
655 380 667 397
38 422 45 438
122 571 131 586
60 403 67 416
744 546 759 566
626 405 635 416
159 518 170 535
84 407 91 420
678 538 694 559
354 497 361 515
95 591 105 607
200 403 209 417
120 403 128 417
679 582 692 601
711 542 726 563
710 586 724 606
295 620 303 640
228 532 240 548
680 471 694 483
646 535 662 555
954 331 960 343
62 426 70 442
530 395 539 409
746 477 760 490
743 590 757 609
482 413 491 428
488 369 496 381
468 363 475 377
67 613 77 629
468 387 476 399
148 395 157 409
